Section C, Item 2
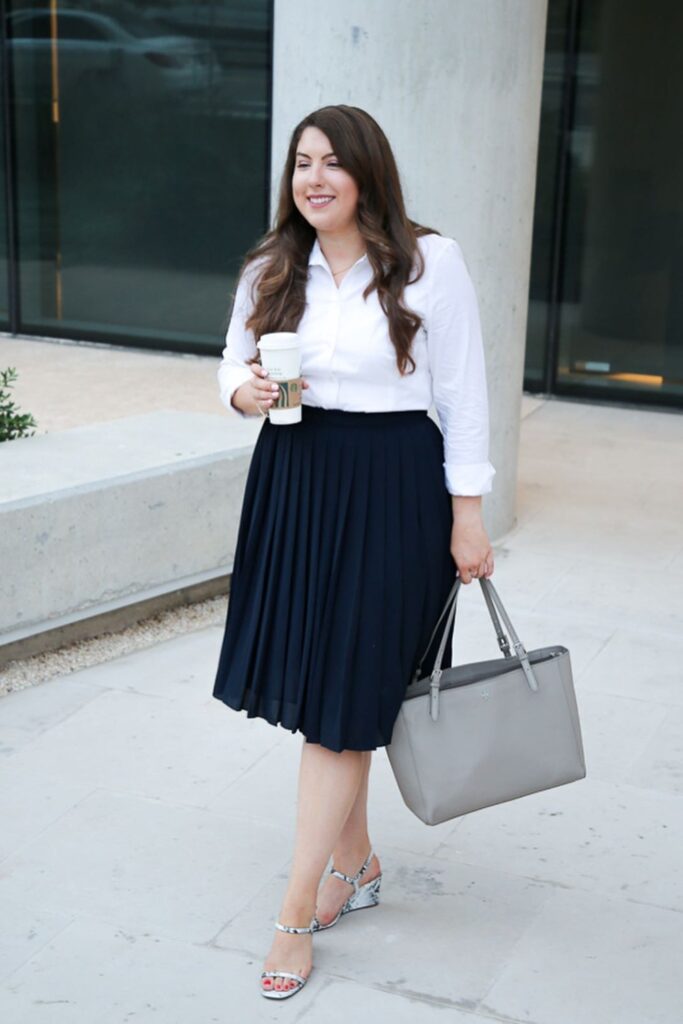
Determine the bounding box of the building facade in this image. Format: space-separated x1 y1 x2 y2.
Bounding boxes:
1 0 681 411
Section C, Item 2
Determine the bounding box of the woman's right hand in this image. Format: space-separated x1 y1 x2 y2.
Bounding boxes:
232 363 310 416
230 363 279 416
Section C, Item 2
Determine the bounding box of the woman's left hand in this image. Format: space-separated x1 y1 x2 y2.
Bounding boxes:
450 499 494 584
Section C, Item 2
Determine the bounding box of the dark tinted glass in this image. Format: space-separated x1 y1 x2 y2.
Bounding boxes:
524 0 572 390
557 0 682 401
527 0 683 404
3 0 271 351
0 61 7 326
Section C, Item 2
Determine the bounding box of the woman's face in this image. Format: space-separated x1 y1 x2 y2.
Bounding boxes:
292 126 359 235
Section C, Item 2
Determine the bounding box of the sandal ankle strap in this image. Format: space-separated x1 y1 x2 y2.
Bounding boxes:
329 848 374 892
275 919 316 934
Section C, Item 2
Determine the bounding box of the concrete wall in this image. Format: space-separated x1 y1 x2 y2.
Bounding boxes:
0 411 259 653
272 0 548 539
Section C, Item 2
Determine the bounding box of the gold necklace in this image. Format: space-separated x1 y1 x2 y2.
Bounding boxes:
331 253 366 276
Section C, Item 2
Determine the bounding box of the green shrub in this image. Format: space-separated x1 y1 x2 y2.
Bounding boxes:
0 367 37 442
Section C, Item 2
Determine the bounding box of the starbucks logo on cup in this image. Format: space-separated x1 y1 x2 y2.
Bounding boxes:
275 379 301 409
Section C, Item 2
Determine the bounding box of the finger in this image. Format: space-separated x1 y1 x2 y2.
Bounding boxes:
252 365 279 395
253 379 275 410
257 397 275 417
254 371 279 397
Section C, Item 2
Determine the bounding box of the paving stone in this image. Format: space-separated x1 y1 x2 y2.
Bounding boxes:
0 789 290 944
433 777 683 913
480 888 683 1024
215 846 553 1010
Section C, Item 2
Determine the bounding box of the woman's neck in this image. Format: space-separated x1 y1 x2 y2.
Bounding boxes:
316 229 366 269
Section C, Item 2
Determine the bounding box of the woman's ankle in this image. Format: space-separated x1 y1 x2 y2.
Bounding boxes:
331 841 375 872
280 893 317 924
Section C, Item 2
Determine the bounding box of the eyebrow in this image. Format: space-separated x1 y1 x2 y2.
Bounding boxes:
295 151 337 159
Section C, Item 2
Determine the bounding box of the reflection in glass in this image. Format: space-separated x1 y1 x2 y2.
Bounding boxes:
0 117 7 327
0 15 8 326
4 0 271 350
527 0 683 405
524 0 572 390
558 0 682 401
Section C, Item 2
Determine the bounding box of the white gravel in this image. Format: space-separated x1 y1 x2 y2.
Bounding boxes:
0 595 228 698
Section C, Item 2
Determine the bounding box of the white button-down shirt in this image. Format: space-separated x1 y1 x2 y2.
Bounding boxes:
217 232 496 496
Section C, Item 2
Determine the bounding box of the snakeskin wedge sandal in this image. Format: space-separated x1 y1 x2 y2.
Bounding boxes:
260 918 315 1000
312 848 382 932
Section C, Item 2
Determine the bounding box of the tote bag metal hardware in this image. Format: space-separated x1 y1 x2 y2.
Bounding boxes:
385 575 586 826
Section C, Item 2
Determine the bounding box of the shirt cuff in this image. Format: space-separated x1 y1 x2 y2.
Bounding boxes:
444 461 496 496
218 365 256 418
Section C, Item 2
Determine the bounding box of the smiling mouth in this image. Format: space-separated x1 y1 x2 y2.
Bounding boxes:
307 196 335 207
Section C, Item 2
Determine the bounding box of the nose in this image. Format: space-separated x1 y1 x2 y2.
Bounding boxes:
304 161 324 187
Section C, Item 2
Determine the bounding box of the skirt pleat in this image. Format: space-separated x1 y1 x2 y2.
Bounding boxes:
212 404 457 752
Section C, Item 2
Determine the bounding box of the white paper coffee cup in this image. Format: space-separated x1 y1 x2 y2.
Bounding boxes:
257 332 302 424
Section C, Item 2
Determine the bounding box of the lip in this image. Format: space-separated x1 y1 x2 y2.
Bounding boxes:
307 195 335 204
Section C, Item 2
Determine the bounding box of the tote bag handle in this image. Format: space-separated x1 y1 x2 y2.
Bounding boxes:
410 575 539 719
412 574 511 682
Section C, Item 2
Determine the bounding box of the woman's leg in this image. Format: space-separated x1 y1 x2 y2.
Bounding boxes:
261 740 367 993
314 750 382 926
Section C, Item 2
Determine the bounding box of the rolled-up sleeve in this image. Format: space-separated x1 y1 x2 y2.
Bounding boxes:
217 260 264 417
426 239 496 496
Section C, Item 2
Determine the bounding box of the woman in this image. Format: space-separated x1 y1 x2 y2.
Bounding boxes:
213 104 496 1000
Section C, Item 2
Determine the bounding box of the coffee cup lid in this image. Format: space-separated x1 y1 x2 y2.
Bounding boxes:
257 332 299 350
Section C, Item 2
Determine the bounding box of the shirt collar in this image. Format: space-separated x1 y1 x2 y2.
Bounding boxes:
307 236 368 272
308 236 326 268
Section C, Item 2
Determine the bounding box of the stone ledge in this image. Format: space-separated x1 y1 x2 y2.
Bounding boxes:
0 410 262 658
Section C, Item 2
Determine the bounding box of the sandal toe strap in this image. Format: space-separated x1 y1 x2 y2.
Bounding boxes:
261 970 307 984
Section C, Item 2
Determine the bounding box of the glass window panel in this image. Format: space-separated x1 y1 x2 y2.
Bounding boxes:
556 0 683 402
6 0 271 351
9 13 54 40
525 0 572 390
0 51 8 327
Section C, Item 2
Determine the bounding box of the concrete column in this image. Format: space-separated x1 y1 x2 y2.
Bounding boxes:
272 0 548 540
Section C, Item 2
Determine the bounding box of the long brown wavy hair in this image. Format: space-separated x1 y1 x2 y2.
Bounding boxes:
230 104 440 375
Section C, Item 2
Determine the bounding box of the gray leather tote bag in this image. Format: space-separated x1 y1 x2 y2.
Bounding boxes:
386 575 586 826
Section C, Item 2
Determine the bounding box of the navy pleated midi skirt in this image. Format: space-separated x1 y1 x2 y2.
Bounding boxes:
212 404 457 752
